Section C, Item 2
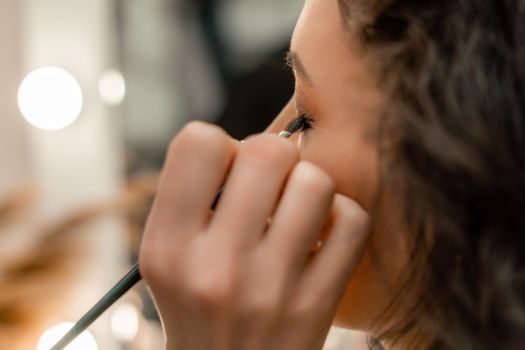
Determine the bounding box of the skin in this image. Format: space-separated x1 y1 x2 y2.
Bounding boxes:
268 0 406 331
140 0 406 348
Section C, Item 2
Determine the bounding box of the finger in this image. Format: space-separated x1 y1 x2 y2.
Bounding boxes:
300 194 370 306
148 122 237 238
209 133 299 249
262 161 335 278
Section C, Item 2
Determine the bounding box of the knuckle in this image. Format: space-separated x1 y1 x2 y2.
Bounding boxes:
293 161 335 196
334 195 370 230
289 295 318 321
139 232 185 289
139 243 166 286
181 120 223 139
239 299 273 320
169 121 229 156
239 289 282 319
189 270 236 311
240 133 299 167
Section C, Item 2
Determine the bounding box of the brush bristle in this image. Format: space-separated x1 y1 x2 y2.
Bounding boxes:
284 116 306 135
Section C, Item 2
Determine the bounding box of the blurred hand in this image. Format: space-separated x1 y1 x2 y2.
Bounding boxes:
139 121 370 350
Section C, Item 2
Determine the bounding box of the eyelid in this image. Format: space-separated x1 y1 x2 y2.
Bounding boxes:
296 113 315 131
294 105 316 132
293 93 317 128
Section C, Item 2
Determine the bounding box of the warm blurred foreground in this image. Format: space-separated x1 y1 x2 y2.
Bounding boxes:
0 174 366 350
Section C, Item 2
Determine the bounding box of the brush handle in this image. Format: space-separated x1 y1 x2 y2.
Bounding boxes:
49 184 222 350
49 264 141 350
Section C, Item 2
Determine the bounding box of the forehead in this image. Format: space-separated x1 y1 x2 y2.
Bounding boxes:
290 0 380 105
290 0 347 69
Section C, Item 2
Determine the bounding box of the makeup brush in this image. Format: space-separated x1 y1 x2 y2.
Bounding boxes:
279 116 307 138
48 117 308 350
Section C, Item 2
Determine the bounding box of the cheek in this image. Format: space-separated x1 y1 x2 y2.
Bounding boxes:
334 189 410 331
298 131 410 332
298 132 379 211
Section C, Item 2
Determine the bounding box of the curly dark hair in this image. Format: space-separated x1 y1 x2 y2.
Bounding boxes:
338 0 525 348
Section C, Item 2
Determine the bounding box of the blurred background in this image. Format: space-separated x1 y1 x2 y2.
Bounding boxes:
0 0 366 349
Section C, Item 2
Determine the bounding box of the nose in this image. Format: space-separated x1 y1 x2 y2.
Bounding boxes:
264 98 295 135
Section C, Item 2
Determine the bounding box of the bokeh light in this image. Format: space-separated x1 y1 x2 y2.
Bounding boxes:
17 67 83 130
110 302 139 343
36 322 98 350
98 69 126 106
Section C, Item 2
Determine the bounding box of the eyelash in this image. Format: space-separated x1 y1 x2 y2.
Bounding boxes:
292 91 316 132
295 111 316 132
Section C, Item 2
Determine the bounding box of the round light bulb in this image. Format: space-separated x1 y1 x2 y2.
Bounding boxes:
111 302 140 342
36 322 98 350
98 69 126 106
18 66 83 130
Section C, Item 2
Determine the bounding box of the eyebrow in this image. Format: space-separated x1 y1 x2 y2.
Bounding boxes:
285 50 313 85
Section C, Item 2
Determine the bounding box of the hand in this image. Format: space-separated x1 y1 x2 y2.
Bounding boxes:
139 121 370 350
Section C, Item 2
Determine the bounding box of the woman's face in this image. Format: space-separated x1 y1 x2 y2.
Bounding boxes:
267 0 406 331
